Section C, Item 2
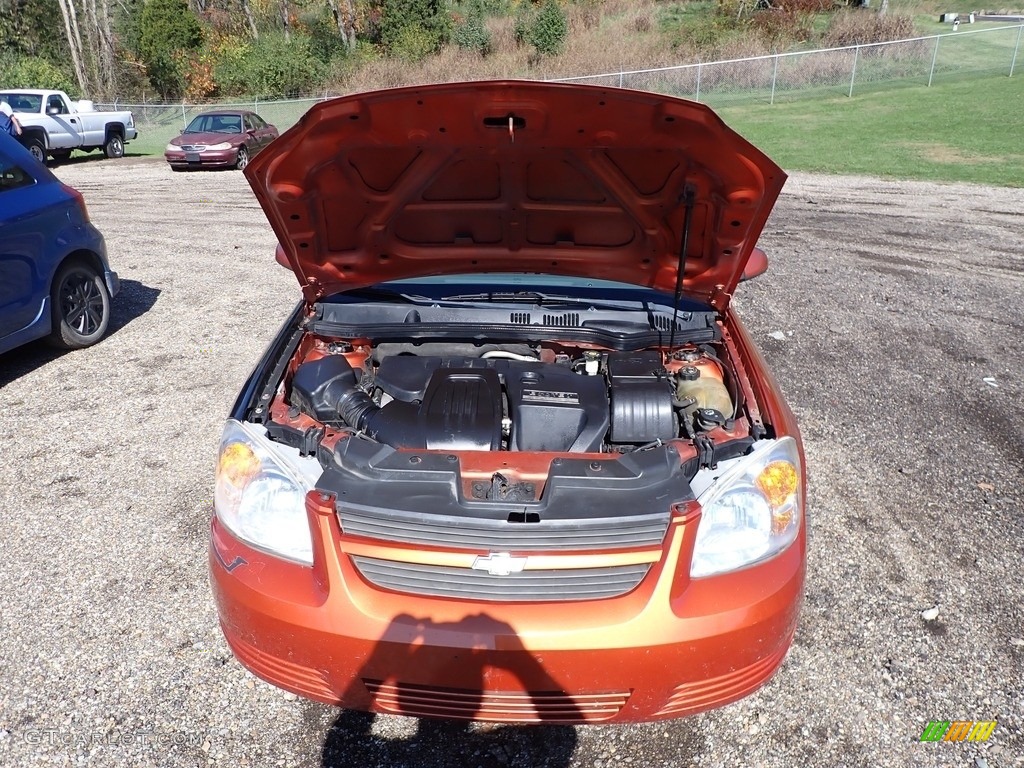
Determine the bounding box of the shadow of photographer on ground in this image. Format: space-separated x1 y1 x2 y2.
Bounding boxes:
321 611 582 768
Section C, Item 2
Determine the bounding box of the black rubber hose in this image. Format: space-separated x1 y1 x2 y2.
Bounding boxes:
290 355 425 447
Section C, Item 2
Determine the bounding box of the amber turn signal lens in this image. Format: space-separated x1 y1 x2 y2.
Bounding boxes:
757 460 798 535
756 461 798 510
218 442 260 488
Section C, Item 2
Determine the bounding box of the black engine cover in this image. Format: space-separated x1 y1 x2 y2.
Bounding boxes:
374 355 609 452
418 368 503 451
504 367 609 452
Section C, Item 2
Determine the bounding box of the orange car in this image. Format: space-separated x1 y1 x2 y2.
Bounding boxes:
211 81 805 724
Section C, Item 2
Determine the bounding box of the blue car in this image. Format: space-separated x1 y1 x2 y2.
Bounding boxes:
0 131 118 355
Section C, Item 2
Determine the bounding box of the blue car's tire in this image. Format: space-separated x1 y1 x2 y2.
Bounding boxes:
47 261 111 349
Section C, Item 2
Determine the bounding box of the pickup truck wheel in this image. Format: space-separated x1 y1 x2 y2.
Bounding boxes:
103 133 124 159
47 261 111 350
234 146 249 170
25 137 47 164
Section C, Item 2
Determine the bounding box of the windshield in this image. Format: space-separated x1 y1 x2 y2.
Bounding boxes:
184 113 242 134
0 93 42 113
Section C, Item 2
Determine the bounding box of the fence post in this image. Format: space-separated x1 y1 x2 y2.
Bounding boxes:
182 102 186 126
928 36 940 87
771 54 779 104
849 45 859 97
695 63 702 103
1011 24 1022 77
618 70 624 88
255 95 259 113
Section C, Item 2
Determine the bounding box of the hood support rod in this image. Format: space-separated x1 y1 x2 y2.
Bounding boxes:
669 185 696 351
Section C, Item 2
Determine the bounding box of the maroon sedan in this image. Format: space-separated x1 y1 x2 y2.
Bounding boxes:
165 110 278 171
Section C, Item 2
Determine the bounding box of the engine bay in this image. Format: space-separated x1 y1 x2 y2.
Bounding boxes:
281 337 749 456
241 306 772 521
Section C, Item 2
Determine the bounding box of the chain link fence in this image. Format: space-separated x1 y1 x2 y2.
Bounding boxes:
553 24 1023 106
99 24 1023 155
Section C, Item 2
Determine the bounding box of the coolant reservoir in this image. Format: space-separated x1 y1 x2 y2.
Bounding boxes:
675 357 733 418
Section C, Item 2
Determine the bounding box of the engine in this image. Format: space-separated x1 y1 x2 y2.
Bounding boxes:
289 344 730 452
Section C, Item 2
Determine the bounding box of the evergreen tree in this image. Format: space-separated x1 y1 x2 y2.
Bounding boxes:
454 3 491 56
138 0 202 97
377 0 451 57
529 0 568 56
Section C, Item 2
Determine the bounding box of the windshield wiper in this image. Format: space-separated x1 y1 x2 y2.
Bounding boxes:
341 287 437 303
441 290 548 302
439 291 642 312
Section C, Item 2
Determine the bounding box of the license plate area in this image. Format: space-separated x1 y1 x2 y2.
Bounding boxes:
185 152 201 163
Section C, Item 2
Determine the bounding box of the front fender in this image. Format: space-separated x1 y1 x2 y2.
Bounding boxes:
19 127 48 151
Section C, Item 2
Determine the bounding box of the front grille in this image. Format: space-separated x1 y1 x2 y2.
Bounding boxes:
180 144 206 151
364 679 630 722
338 507 670 551
351 556 649 601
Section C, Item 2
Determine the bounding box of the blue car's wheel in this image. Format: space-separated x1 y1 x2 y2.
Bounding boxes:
48 261 111 349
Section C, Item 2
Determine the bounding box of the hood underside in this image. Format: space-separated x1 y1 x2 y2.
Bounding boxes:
244 80 786 306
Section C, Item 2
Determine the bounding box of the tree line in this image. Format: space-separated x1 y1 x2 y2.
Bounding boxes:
0 0 570 101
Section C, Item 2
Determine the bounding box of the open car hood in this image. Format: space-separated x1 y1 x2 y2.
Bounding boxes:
244 81 786 307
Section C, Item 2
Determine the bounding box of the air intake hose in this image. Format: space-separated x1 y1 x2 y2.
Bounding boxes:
289 355 423 447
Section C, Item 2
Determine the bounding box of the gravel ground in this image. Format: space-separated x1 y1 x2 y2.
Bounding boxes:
0 156 1021 768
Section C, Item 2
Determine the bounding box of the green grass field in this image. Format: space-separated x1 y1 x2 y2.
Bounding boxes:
720 73 1024 186
125 47 1024 188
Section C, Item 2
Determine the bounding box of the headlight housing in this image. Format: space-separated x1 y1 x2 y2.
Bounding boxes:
208 142 233 150
214 419 314 565
164 143 178 152
690 436 802 578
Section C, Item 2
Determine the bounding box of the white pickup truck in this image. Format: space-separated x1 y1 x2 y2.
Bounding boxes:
0 88 137 164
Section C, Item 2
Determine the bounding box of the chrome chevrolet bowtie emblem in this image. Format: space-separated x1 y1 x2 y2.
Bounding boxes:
472 552 527 576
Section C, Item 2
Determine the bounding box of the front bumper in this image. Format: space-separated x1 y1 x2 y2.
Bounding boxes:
210 494 804 724
165 148 238 168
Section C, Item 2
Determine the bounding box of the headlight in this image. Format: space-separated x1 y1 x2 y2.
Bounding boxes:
207 142 232 150
214 419 313 565
165 143 178 152
690 436 802 578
